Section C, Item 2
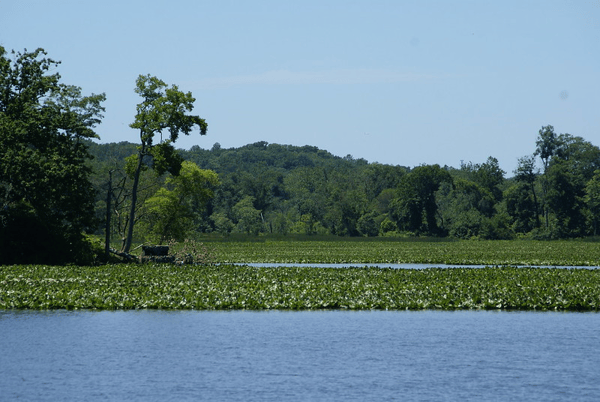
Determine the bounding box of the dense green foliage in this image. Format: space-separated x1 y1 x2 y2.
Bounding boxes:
2 264 599 310
89 141 408 245
142 161 219 244
89 126 600 243
0 47 105 264
121 74 208 253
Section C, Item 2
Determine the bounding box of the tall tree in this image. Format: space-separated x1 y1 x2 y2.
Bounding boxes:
472 156 505 202
511 155 540 230
436 178 495 238
556 134 600 183
534 125 562 228
0 47 105 264
232 196 262 235
584 170 600 236
391 164 453 235
535 125 561 172
546 159 585 237
142 161 219 243
534 129 600 237
122 75 207 253
504 183 539 234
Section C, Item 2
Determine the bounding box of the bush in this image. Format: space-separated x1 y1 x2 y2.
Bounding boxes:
167 239 214 265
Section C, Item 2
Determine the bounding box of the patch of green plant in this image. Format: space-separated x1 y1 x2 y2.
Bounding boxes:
206 239 600 266
1 264 599 311
166 239 214 265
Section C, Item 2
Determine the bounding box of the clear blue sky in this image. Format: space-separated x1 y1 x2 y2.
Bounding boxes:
2 0 599 174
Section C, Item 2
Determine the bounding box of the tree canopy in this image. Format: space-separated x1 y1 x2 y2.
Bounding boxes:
0 47 105 264
88 129 600 242
142 161 219 244
122 74 208 253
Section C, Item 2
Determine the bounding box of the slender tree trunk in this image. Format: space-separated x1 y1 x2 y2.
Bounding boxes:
530 182 541 228
122 145 145 253
105 170 112 259
543 175 549 229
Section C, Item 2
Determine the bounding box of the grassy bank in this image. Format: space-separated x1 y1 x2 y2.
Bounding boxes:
1 264 599 311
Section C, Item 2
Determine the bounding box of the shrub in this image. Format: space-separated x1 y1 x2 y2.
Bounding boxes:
167 239 214 265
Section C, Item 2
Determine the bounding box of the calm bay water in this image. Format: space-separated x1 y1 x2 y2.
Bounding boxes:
1 309 599 401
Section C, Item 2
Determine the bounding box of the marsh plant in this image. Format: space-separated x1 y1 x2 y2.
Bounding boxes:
2 264 600 310
167 239 214 265
208 239 600 266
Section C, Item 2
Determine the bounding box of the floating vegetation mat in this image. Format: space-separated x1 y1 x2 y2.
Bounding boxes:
209 239 600 266
1 264 599 311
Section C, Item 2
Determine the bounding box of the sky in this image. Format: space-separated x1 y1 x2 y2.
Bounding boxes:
1 0 599 174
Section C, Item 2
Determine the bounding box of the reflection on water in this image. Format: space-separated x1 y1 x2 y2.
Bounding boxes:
1 310 599 401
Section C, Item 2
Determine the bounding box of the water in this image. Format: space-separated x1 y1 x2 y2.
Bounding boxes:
1 310 599 401
237 263 600 269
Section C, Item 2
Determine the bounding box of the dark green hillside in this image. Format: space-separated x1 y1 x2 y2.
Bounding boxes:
87 141 138 164
89 140 410 240
181 141 368 172
88 127 600 243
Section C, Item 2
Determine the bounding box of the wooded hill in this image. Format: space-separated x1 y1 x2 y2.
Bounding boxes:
87 127 600 244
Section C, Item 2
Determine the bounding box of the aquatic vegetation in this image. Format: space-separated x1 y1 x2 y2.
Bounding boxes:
3 240 599 311
208 239 600 266
1 264 599 311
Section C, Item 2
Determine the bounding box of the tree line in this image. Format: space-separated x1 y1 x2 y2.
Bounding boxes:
2 46 600 265
89 126 600 244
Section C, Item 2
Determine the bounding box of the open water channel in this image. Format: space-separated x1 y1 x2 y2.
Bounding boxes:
238 263 600 269
1 309 599 401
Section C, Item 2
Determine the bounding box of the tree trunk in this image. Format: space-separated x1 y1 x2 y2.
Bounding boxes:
105 170 112 259
530 182 540 228
122 147 145 253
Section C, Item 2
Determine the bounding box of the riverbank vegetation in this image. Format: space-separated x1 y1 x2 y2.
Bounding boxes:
2 264 599 311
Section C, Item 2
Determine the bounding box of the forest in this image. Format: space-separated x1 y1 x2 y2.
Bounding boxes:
87 126 600 247
2 46 600 265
